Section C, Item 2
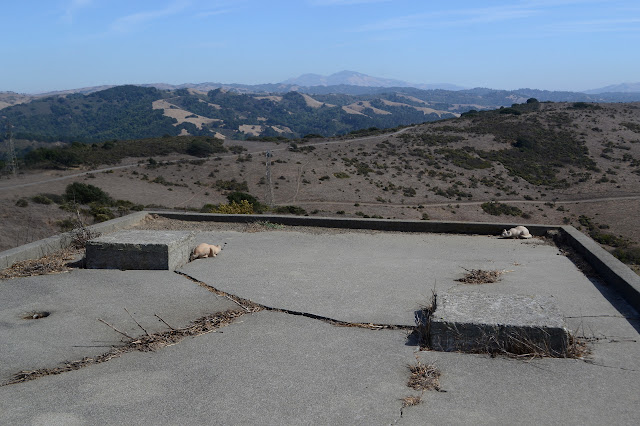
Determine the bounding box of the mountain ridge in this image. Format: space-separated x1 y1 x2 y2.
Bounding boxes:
5 70 639 97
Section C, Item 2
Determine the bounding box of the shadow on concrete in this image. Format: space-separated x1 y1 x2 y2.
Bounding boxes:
588 276 640 334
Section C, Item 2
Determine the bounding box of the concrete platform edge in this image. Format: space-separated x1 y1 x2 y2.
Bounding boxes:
0 211 148 269
560 225 640 312
147 211 556 235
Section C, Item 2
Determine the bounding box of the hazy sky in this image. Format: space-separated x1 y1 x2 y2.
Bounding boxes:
2 0 639 93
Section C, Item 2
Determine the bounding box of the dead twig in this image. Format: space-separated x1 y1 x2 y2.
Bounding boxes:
124 307 149 336
97 318 134 340
5 309 247 386
154 313 176 330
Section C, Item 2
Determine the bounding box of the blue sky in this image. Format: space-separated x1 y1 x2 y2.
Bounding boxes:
2 0 639 93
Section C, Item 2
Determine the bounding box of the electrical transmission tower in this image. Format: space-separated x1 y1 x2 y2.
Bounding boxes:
265 150 274 207
4 122 18 177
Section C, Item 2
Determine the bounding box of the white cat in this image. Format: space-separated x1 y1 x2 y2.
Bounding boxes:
501 226 532 239
191 243 222 260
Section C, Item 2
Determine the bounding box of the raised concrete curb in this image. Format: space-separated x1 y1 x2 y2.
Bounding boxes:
86 230 195 270
0 212 148 269
429 293 569 356
560 226 640 312
147 211 556 236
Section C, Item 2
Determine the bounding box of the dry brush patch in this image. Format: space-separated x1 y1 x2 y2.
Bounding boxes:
0 247 83 280
407 357 443 392
456 268 505 284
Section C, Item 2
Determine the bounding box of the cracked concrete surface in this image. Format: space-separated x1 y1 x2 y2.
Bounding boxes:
1 227 639 424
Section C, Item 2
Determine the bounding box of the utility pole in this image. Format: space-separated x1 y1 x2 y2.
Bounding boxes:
265 150 274 207
4 122 18 178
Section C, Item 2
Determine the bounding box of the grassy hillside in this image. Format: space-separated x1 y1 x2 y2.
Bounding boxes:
1 100 639 271
0 85 458 145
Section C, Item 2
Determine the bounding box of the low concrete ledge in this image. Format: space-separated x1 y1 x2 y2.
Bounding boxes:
429 293 569 356
147 211 556 236
0 211 148 269
86 230 194 270
560 226 640 312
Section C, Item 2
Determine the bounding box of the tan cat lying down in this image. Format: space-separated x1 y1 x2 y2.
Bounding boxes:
501 226 532 239
191 243 222 260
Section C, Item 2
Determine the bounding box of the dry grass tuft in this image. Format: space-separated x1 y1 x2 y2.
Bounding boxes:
457 268 504 284
0 248 83 280
401 395 422 408
566 335 590 359
243 221 285 233
407 358 442 392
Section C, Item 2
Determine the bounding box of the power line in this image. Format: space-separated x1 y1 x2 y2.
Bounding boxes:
265 150 274 207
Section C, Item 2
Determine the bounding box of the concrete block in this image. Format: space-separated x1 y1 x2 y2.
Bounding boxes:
86 231 195 270
429 292 569 356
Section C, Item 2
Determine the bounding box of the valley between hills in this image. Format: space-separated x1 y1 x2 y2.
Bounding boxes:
1 99 639 272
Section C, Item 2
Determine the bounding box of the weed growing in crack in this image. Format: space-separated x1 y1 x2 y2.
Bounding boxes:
407 356 444 392
456 268 505 284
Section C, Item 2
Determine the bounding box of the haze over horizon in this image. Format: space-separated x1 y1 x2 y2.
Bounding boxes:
2 0 639 94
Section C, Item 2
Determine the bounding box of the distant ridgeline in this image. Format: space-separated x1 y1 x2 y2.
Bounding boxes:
2 84 638 146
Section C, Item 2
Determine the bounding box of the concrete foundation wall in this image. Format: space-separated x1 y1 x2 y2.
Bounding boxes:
0 212 148 269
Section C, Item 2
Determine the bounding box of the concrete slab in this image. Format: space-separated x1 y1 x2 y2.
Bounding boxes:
429 292 569 356
1 222 639 425
0 311 417 425
398 350 640 425
181 230 601 327
0 269 237 383
86 230 194 270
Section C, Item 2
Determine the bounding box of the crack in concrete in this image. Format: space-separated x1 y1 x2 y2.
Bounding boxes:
2 308 247 386
174 270 414 331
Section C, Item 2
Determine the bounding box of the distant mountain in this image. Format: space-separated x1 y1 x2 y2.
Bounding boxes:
281 70 467 91
583 82 640 94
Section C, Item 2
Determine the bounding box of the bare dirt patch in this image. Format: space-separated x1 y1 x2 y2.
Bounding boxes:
152 99 219 129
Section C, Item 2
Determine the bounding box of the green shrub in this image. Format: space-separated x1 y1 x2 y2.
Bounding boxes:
89 204 115 221
226 191 267 213
273 205 307 215
32 194 53 205
612 246 640 265
333 172 350 179
65 183 112 205
15 198 28 207
200 203 217 213
211 200 254 214
187 140 216 157
481 202 523 216
56 218 76 232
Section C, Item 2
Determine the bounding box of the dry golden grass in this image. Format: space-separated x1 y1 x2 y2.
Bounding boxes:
407 358 442 392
